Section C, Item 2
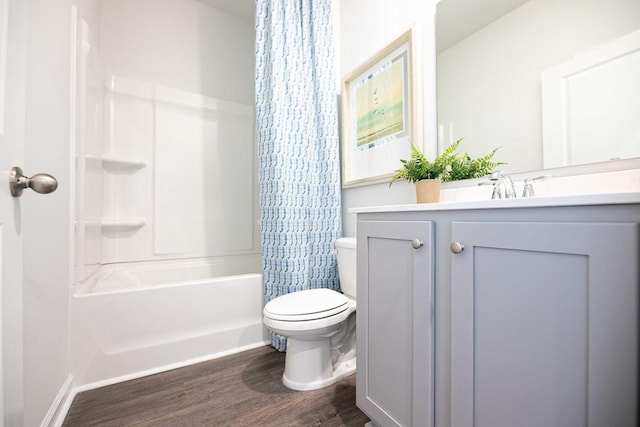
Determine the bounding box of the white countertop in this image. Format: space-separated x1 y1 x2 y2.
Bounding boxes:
349 192 640 214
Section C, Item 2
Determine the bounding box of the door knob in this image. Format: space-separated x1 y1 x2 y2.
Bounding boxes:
9 166 58 197
411 239 423 249
450 242 464 254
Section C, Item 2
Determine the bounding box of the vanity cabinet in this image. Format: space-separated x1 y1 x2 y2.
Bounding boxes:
355 197 639 427
450 221 638 427
356 221 435 427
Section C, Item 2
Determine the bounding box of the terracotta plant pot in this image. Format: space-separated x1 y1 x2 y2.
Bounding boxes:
415 179 441 203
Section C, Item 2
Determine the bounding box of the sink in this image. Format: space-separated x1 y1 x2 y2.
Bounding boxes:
439 169 640 203
349 169 640 214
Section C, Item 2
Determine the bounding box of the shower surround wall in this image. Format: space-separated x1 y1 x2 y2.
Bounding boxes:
79 74 257 266
71 0 263 388
76 0 258 277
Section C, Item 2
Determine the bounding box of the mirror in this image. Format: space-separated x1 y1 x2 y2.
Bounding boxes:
436 0 640 174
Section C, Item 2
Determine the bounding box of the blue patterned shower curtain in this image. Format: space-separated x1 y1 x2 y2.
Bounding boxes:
255 0 342 351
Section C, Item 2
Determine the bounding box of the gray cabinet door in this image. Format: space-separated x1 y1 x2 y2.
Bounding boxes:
450 221 639 427
357 220 434 427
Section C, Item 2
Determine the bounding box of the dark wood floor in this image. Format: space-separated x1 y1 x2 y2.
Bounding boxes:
63 345 370 426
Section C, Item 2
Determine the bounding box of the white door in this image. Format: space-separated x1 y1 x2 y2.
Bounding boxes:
0 0 27 423
1 0 70 423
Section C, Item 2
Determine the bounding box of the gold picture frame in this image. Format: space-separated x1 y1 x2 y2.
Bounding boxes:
341 28 421 188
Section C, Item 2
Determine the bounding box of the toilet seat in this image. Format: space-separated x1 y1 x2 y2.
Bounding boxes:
264 288 349 321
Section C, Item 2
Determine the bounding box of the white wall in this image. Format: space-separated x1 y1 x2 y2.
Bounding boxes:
437 0 640 173
99 0 254 105
338 0 437 237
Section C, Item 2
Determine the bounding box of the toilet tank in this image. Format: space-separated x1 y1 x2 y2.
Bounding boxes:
336 237 357 298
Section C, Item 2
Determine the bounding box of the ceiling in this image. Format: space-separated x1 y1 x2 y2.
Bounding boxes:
436 0 530 52
195 0 254 21
194 0 532 54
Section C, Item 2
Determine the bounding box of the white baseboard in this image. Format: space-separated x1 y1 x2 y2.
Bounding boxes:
73 340 270 394
41 375 75 427
43 341 271 425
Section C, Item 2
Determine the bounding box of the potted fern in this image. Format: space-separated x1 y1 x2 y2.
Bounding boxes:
390 138 504 203
389 140 459 203
445 145 504 182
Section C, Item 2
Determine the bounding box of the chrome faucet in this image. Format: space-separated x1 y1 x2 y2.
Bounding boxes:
521 174 554 197
488 170 517 199
522 178 536 198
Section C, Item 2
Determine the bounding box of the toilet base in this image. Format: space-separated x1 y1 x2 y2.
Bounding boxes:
282 336 356 391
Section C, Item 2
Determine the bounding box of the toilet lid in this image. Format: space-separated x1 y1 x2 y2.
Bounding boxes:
264 288 349 321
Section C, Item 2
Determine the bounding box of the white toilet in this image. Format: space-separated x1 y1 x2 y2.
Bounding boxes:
263 237 357 391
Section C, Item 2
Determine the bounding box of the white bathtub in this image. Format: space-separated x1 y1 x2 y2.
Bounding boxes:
70 258 268 389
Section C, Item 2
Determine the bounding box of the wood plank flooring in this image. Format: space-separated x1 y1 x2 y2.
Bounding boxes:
63 345 370 426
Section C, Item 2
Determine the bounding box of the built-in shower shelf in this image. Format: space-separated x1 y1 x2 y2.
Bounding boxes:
102 156 146 170
81 219 147 230
101 219 146 230
84 154 147 170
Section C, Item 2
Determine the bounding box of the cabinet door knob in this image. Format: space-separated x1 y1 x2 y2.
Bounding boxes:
411 238 423 249
450 241 464 254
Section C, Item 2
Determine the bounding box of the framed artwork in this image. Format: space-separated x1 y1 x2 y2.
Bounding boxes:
341 28 421 188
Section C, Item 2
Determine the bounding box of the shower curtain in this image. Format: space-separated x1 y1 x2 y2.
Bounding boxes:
255 0 342 351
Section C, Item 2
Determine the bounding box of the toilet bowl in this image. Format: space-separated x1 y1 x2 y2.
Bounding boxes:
262 237 357 391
